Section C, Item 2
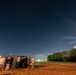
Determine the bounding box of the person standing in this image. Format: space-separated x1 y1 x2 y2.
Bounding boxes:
30 57 35 69
5 56 13 70
27 57 30 68
0 55 5 69
16 56 21 68
12 57 17 69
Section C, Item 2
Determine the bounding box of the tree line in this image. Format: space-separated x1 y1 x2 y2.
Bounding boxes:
47 48 76 62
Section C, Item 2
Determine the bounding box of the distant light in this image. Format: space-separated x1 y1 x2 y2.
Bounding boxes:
37 59 41 62
10 53 12 55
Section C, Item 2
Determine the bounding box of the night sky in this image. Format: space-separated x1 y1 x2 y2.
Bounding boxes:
0 0 76 58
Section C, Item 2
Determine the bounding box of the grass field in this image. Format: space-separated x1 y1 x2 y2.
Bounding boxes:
0 62 76 75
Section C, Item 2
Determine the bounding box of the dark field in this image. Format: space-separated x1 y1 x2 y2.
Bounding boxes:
0 62 76 75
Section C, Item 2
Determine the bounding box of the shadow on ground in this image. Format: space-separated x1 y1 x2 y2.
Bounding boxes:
1 73 16 75
34 62 46 68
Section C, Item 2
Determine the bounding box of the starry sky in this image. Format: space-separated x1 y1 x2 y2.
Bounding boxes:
0 0 76 58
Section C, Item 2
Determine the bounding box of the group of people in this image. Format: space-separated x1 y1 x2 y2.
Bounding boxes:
0 55 35 70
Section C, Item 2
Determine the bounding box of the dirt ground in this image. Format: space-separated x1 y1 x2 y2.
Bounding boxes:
0 62 76 75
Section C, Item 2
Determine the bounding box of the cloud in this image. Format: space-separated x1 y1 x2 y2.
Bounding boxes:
63 36 76 45
60 14 76 48
69 41 76 45
62 15 76 33
73 45 76 49
58 14 76 34
63 37 76 40
62 36 76 44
